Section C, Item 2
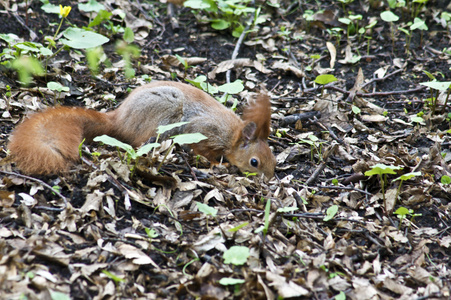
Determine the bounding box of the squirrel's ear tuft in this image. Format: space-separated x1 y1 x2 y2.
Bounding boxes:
241 122 257 145
241 93 271 139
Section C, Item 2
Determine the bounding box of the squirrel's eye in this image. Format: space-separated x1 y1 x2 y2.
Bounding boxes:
250 158 259 168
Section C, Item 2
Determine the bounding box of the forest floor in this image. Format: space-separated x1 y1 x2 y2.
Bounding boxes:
0 0 451 299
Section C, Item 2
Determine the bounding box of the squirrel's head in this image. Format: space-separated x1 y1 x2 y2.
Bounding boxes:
228 93 276 179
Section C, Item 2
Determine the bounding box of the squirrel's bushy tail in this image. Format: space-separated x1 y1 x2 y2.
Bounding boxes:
8 107 112 175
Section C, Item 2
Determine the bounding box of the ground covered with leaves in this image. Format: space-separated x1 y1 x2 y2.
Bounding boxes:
1 0 451 299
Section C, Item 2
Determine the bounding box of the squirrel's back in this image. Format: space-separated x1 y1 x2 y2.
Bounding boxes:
109 82 243 150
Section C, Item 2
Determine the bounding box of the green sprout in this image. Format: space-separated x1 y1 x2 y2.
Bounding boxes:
364 163 403 213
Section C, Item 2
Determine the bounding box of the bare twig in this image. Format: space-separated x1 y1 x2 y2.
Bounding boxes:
0 170 67 211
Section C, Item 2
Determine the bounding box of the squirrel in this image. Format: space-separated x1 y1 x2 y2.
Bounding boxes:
8 81 276 178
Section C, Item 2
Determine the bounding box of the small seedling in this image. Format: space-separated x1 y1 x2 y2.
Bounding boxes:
441 175 451 185
299 134 326 162
380 11 399 52
47 81 69 102
101 270 125 285
255 198 271 235
394 206 422 230
223 246 250 266
393 171 421 211
314 74 338 96
323 205 338 221
364 163 403 213
145 227 159 241
419 80 451 114
196 201 218 231
93 134 160 176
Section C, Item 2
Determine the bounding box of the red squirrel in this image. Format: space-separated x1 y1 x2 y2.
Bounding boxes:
8 81 276 178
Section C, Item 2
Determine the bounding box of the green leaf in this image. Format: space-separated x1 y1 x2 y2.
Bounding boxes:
88 9 113 27
61 28 109 49
410 17 428 31
184 0 214 10
227 222 249 232
380 11 399 22
219 277 245 285
335 291 346 300
172 133 208 145
223 246 250 265
393 172 422 182
136 143 160 157
196 202 218 217
364 164 403 177
419 81 451 91
394 206 409 216
352 105 361 114
41 2 60 14
422 70 436 81
101 270 125 283
217 80 244 94
332 178 339 186
441 175 451 185
123 27 134 43
78 0 104 12
157 122 189 135
314 74 338 85
410 116 425 125
323 205 338 221
47 81 69 92
93 135 134 154
263 198 271 235
145 227 159 238
11 56 44 85
211 19 231 30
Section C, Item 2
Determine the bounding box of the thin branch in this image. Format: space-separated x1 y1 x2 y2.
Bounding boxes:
0 170 67 211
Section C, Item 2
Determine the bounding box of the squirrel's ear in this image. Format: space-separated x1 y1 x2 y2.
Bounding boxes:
242 122 257 145
241 93 271 139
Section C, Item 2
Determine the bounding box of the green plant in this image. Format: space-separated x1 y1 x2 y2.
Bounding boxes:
299 134 327 162
314 74 338 96
184 0 260 37
419 80 451 114
338 13 362 40
223 246 250 265
323 205 338 221
185 76 244 106
440 12 451 34
155 122 208 172
380 11 399 52
337 0 354 14
394 206 422 230
364 163 403 213
441 175 451 185
47 81 69 102
145 227 159 241
93 134 160 176
411 0 428 19
196 201 218 231
410 17 428 47
101 270 125 284
393 172 421 211
175 54 191 76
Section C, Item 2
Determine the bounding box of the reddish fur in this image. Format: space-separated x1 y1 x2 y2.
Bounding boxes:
8 107 112 175
241 93 271 140
8 82 276 177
